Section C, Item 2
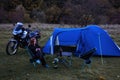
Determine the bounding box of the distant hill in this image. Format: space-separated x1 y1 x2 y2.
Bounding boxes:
0 0 120 24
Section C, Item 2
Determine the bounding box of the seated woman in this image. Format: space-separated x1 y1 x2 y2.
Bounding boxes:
28 37 49 68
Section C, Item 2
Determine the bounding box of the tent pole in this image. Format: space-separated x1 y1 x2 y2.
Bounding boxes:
56 36 59 45
50 36 53 55
98 33 104 65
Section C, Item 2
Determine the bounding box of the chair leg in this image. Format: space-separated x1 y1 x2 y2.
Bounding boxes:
81 59 92 70
33 62 37 68
60 56 72 67
52 55 72 68
30 58 42 68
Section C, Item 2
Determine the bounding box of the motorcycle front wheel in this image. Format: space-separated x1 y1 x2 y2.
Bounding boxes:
6 41 18 55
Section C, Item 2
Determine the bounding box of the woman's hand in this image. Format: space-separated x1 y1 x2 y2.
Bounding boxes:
36 48 40 51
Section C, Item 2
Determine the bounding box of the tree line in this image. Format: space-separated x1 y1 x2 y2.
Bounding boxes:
0 0 120 25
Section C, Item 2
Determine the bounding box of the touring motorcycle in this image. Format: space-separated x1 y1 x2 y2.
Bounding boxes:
6 25 41 55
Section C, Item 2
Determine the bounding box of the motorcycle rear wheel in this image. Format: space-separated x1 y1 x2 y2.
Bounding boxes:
6 41 18 55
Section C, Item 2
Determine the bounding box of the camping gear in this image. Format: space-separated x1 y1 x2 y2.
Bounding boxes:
52 46 73 67
25 46 41 67
43 25 120 57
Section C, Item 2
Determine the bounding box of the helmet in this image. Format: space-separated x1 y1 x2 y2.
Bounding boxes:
29 32 36 38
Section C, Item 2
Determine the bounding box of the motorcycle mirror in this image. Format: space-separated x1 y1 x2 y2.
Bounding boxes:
13 23 15 26
28 24 31 28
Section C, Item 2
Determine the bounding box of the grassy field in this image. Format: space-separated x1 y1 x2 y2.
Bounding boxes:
0 24 120 80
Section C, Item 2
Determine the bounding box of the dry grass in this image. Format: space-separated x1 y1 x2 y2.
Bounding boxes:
0 23 120 80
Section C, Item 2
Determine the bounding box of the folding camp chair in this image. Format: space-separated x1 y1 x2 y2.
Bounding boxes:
25 46 41 67
59 52 72 67
53 45 76 68
79 48 96 69
52 52 73 68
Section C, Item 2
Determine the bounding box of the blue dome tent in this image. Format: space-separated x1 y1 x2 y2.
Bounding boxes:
43 25 120 57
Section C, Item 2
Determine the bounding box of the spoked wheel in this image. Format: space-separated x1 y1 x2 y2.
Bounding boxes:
6 41 18 55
